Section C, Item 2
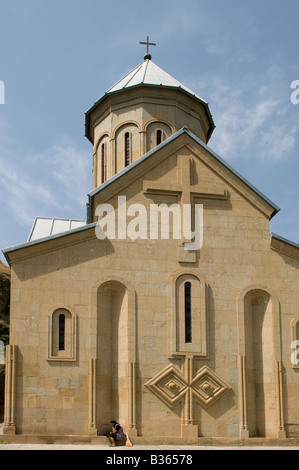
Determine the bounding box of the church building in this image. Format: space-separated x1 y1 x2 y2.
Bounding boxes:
2 45 299 443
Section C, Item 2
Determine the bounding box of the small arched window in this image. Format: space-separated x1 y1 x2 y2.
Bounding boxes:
125 132 130 166
146 123 170 151
184 282 192 343
48 308 77 361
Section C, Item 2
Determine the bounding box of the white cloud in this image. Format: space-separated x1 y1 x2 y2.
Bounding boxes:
207 79 297 162
33 137 91 211
0 119 90 228
260 124 296 161
0 158 56 225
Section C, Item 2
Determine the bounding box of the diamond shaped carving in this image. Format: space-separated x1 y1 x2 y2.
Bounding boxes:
145 363 230 410
191 365 229 408
145 364 188 408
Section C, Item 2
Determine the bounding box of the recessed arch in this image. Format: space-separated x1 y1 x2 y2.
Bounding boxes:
145 120 173 152
95 133 110 185
237 284 281 359
89 276 137 434
112 120 141 140
144 118 174 134
237 285 284 438
95 132 110 153
114 122 140 172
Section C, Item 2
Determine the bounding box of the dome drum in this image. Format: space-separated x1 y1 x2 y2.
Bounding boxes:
85 60 215 188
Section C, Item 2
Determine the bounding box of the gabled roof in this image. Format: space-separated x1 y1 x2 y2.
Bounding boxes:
88 126 280 220
2 127 282 265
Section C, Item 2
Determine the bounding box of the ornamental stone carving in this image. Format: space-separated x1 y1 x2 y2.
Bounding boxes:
145 363 230 410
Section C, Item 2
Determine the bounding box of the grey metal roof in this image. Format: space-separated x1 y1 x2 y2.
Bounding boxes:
28 217 86 242
2 222 97 258
107 59 208 103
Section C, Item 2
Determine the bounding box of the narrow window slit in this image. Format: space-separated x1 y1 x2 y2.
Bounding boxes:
59 314 65 351
101 143 105 183
125 132 130 166
185 282 192 343
157 129 162 145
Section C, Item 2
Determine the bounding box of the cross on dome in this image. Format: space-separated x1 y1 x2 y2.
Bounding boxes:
139 35 156 60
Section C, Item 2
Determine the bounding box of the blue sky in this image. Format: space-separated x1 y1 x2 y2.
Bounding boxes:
1 0 299 263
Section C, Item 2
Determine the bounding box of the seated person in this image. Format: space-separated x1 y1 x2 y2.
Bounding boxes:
107 420 125 447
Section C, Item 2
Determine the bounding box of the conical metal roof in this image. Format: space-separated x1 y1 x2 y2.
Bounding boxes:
107 58 207 103
85 58 215 143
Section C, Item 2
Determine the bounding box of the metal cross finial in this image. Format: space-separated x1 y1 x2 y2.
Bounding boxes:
139 36 156 59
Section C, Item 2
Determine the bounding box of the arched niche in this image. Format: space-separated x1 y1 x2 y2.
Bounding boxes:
93 278 137 434
237 286 284 438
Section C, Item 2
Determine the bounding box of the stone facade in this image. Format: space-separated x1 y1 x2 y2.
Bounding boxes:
2 58 299 442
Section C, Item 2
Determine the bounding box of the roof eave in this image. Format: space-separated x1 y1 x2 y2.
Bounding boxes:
270 232 299 260
85 83 215 144
271 233 299 250
2 222 98 265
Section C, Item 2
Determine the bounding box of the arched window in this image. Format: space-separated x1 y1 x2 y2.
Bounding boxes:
101 143 106 183
125 132 130 166
115 124 138 173
173 274 207 355
184 282 192 343
146 122 171 151
48 308 77 361
96 135 109 187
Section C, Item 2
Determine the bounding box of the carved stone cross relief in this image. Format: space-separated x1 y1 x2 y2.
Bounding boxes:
145 357 230 425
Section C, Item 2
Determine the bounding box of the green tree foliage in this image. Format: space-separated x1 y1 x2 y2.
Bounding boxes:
0 321 9 346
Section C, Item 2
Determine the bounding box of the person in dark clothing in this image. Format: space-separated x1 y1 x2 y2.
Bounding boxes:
107 420 125 447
